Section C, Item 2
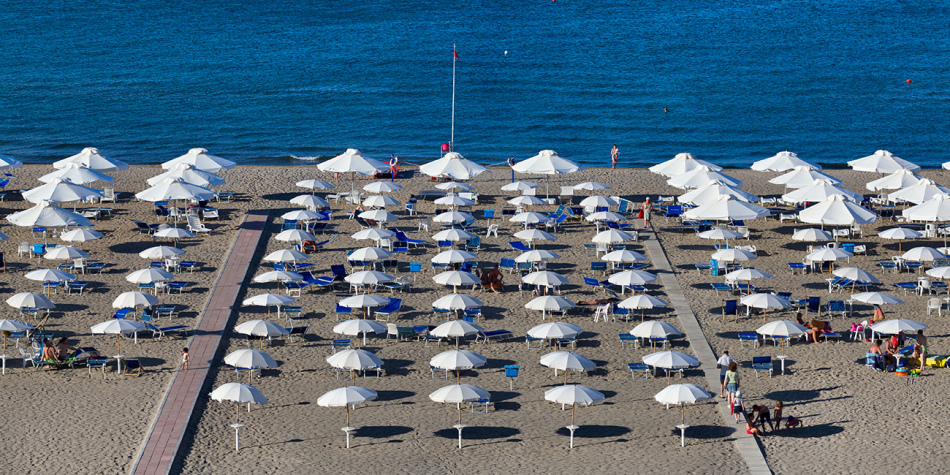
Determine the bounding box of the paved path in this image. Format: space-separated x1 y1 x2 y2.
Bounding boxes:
641 230 772 475
130 210 269 475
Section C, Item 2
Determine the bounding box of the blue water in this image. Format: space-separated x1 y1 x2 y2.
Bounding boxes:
1 1 948 168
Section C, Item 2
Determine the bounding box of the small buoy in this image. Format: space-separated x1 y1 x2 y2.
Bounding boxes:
504 51 508 55
907 79 912 83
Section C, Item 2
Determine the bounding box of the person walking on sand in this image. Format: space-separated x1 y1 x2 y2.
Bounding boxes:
641 198 653 229
716 350 735 398
724 361 740 408
180 347 190 371
610 145 619 169
914 329 928 370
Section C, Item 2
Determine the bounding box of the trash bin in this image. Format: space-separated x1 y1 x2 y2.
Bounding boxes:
710 259 719 276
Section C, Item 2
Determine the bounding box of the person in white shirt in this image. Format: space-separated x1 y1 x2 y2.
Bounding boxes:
716 350 736 398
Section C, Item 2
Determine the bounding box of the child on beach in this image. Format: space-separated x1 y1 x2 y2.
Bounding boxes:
785 415 802 432
772 401 783 431
732 390 744 423
180 348 189 371
744 412 762 437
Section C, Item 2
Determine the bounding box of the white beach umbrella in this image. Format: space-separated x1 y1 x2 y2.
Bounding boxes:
432 229 475 242
318 149 387 175
139 246 185 260
333 319 388 348
654 384 712 426
579 195 618 208
769 166 842 189
0 154 23 170
6 292 55 311
851 292 903 306
697 228 745 241
163 148 235 173
0 319 33 351
274 229 317 244
544 384 605 446
806 247 853 264
435 181 475 192
234 320 290 348
791 228 833 242
224 349 278 383
649 153 721 177
514 229 557 244
725 268 773 283
43 245 88 261
431 349 487 383
432 249 477 264
243 293 295 319
135 178 215 202
607 270 658 287
601 249 648 263
435 195 475 207
523 271 569 287
540 351 595 385
515 249 560 263
888 179 950 205
866 169 924 192
870 319 926 335
798 195 877 226
326 348 384 372
348 247 392 262
781 180 863 204
363 195 400 208
433 211 475 224
902 194 950 222
432 294 483 311
507 195 546 206
585 211 626 223
153 227 195 246
740 293 790 321
290 194 330 210
282 209 322 221
667 166 742 190
752 151 820 172
832 267 880 284
317 386 378 436
711 248 757 263
500 181 538 192
678 181 758 206
126 268 173 284
25 268 76 283
296 179 335 192
345 270 394 286
263 249 309 263
528 322 583 341
350 228 395 242
431 320 484 348
681 196 769 221
848 150 920 173
878 227 922 251
573 182 610 192
22 179 103 204
40 163 114 185
254 270 303 284
91 319 146 354
513 150 583 175
363 181 403 193
147 164 225 187
630 321 682 339
902 247 947 262
54 147 129 172
59 228 103 248
419 152 489 180
926 266 950 281
339 294 392 318
430 384 491 427
112 291 159 309
210 383 266 420
592 229 635 244
643 351 701 384
510 211 551 224
433 270 479 292
618 295 668 321
525 295 575 321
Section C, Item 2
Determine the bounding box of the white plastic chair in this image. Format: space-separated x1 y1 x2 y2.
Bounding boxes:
927 298 943 316
485 224 499 238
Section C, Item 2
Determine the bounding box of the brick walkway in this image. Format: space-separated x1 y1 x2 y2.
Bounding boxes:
130 210 269 475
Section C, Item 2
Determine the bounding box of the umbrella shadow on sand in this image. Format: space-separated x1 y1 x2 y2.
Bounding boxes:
555 425 630 439
354 425 414 440
374 390 415 402
673 424 733 440
379 358 414 376
763 386 839 402
434 426 520 442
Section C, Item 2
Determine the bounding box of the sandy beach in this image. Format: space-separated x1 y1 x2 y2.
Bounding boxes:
2 164 948 474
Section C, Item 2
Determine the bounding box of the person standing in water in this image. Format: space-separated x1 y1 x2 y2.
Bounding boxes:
610 145 619 169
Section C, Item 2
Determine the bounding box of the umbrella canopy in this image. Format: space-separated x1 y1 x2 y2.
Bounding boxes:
585 211 627 223
500 181 538 192
592 229 636 244
678 181 758 206
290 194 331 210
139 246 186 260
243 293 295 307
6 292 55 310
510 211 551 224
740 293 790 319
348 247 393 262
711 248 757 262
253 270 304 283
433 211 475 224
848 150 920 173
431 320 484 338
654 383 713 424
419 152 489 180
512 150 583 175
540 351 596 381
91 319 146 353
339 294 392 309
515 249 560 263
697 228 745 241
432 294 483 310
112 291 159 309
924 266 950 280
0 154 23 170
363 195 400 208
507 195 546 206
756 320 808 337
22 179 103 204
649 153 721 177
154 227 196 240
607 270 658 286
40 163 114 185
525 296 575 321
433 270 479 289
344 270 394 285
25 268 76 283
630 321 682 339
752 151 820 172
432 250 477 264
275 229 318 243
326 349 384 371
850 292 903 305
210 383 267 420
135 178 216 202
866 169 924 192
60 228 103 246
798 195 877 226
681 196 768 221
725 268 773 281
263 249 310 263
643 351 701 369
887 179 950 205
224 349 278 371
430 350 487 371
147 164 225 187
317 149 387 175
523 271 570 286
832 267 880 283
363 181 403 193
432 229 476 242
359 210 400 225
667 166 742 190
435 181 476 192
902 194 950 222
791 228 833 242
768 166 842 189
870 319 926 335
235 319 290 337
911 247 950 262
317 386 377 426
528 322 583 340
54 147 129 172
126 268 174 284
806 247 853 262
514 229 557 243
544 384 605 430
0 319 33 350
878 227 921 252
351 228 395 241
282 209 322 221
163 148 236 173
578 195 618 208
781 180 863 204
296 179 335 191
436 195 475 207
44 245 89 260
333 319 388 337
601 249 648 262
618 294 668 310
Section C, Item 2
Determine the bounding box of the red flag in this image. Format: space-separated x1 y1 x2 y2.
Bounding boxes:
453 48 459 60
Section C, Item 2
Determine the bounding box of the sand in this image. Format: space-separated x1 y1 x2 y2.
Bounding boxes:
2 163 947 474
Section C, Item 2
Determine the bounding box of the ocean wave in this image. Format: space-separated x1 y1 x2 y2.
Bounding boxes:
291 155 324 161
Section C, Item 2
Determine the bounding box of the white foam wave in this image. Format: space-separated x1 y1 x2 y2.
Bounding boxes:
291 155 322 161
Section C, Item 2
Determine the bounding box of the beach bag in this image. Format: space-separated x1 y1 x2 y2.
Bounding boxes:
637 209 644 218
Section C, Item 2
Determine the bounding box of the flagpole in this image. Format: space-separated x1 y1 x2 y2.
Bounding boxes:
451 44 456 152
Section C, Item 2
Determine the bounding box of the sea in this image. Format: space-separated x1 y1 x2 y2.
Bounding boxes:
1 1 948 169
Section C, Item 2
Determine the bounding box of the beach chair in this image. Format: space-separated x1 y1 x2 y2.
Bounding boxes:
628 363 650 380
721 299 739 322
788 262 806 274
806 296 821 316
285 325 310 343
752 356 773 378
186 215 210 233
591 261 608 275
619 334 638 349
86 357 110 377
432 307 452 322
392 229 426 249
430 365 449 379
335 304 352 321
508 241 532 252
710 283 732 297
144 322 190 340
374 298 402 322
526 335 544 349
500 257 516 273
475 329 513 343
738 332 759 349
423 332 443 347
331 339 351 352
827 300 847 319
